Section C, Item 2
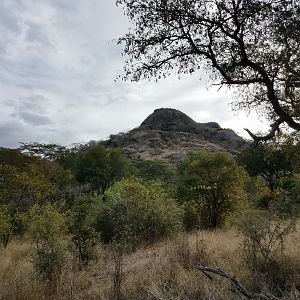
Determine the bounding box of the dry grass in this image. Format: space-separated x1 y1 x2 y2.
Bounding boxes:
0 225 299 300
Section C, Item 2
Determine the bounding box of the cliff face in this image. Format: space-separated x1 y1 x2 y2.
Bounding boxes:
103 108 248 163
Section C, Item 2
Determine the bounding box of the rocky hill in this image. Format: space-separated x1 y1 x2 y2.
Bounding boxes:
102 108 248 163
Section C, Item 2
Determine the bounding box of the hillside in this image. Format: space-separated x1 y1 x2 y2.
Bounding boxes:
102 108 249 163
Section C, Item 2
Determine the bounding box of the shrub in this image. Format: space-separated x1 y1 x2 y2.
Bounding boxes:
288 174 300 208
181 201 201 231
0 204 14 247
69 196 99 265
27 203 67 281
236 210 295 292
96 178 183 247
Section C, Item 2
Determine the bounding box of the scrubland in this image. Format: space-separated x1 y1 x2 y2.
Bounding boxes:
1 223 299 300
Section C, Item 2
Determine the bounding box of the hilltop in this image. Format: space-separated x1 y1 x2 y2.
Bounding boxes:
102 108 248 163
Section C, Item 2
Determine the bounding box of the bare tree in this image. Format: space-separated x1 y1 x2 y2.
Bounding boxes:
117 0 300 142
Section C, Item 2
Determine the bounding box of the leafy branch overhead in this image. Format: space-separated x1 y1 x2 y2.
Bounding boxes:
117 0 300 142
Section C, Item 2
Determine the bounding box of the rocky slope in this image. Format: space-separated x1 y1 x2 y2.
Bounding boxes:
102 108 248 163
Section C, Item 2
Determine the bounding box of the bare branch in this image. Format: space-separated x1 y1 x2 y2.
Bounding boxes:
196 264 280 300
244 117 285 145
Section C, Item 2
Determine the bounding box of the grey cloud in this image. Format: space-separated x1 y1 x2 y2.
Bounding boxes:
0 121 30 148
4 95 49 112
20 95 50 112
4 95 52 127
25 21 53 48
18 111 52 126
49 0 78 11
0 120 76 148
0 1 22 34
0 41 8 55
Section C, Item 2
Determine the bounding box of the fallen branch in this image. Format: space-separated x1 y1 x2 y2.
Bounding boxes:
195 265 279 300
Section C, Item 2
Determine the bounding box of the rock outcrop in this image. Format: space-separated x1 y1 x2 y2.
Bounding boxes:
103 108 248 163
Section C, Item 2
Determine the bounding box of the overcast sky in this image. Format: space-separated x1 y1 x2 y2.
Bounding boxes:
0 0 270 148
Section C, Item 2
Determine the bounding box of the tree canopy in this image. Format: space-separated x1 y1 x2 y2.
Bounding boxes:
177 151 248 228
75 145 130 194
237 143 293 192
117 0 300 141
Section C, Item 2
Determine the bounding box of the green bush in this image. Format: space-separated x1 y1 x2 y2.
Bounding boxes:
27 203 67 281
96 178 182 247
181 201 201 231
288 174 300 212
0 204 14 247
178 151 248 228
69 196 99 265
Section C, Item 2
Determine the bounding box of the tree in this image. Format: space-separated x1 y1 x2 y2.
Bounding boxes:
134 159 177 184
117 0 300 141
0 164 54 213
75 145 130 194
19 142 70 161
0 147 73 208
178 151 248 228
237 143 293 193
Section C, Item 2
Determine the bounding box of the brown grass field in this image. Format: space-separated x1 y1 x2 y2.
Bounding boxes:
1 223 300 300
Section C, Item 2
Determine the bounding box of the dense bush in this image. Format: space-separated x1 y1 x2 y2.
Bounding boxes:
96 178 183 247
178 151 248 228
180 201 201 231
27 203 67 281
134 160 177 184
0 204 14 247
75 145 130 194
289 174 300 207
69 196 99 265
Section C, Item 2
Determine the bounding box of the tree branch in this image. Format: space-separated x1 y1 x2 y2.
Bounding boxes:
196 264 280 300
244 117 285 145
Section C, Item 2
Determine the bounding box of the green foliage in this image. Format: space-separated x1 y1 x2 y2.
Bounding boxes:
0 204 14 248
178 151 248 228
27 203 67 281
0 147 31 167
0 164 54 212
237 144 293 193
181 200 201 231
96 178 182 247
237 142 300 214
290 174 300 206
69 196 99 265
0 148 73 214
75 145 130 194
134 159 177 184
